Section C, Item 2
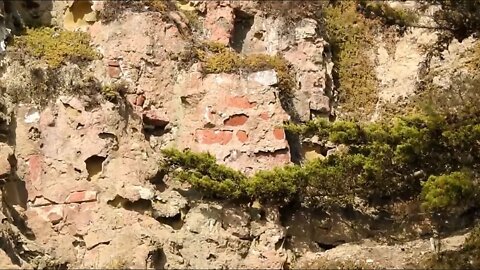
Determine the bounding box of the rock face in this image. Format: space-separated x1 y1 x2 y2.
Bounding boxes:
0 0 478 269
0 1 332 268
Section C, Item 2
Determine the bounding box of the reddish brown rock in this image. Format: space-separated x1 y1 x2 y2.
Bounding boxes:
196 129 233 145
204 3 234 45
107 66 122 78
225 96 256 109
27 155 42 184
273 128 285 140
135 95 146 107
40 205 64 224
107 60 120 67
143 110 170 127
259 112 269 120
256 150 290 164
0 143 13 178
236 130 248 143
224 114 249 126
65 190 98 204
64 202 96 236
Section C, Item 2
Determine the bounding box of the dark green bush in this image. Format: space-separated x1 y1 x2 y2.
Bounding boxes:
421 171 477 211
162 112 480 209
422 0 480 42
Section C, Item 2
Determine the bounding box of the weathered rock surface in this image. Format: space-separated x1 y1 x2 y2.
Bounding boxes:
0 1 478 269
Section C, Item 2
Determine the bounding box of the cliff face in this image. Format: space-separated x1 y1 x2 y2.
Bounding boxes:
0 0 478 269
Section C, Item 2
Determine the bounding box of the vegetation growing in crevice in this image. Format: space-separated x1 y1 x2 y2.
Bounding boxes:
100 0 174 23
5 67 102 107
100 82 128 103
177 41 296 94
162 111 480 211
10 27 99 68
321 1 380 119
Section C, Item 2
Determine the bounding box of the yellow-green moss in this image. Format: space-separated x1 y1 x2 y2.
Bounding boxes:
197 42 296 94
467 42 480 74
101 82 127 102
13 27 99 68
323 2 379 119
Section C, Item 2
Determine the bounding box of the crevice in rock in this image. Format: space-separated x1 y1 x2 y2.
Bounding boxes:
154 212 184 231
84 155 105 181
275 237 286 250
70 0 93 23
63 0 95 31
149 169 167 192
230 9 254 53
107 195 152 215
148 248 167 270
278 93 303 164
98 132 119 151
315 241 338 251
142 115 169 139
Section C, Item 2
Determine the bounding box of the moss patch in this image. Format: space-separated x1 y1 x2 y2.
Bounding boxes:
11 27 99 68
162 111 480 210
322 2 379 119
178 41 296 94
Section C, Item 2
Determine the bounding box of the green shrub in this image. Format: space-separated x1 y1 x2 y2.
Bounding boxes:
421 171 477 211
162 111 480 209
161 148 249 200
423 0 480 42
12 27 99 68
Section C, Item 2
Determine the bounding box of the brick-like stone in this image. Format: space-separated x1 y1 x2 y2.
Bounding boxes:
107 60 120 67
66 190 98 204
27 155 42 184
143 110 169 127
135 95 146 107
196 129 233 145
224 114 249 126
107 66 122 78
273 128 285 140
259 112 269 120
236 130 248 143
225 96 256 109
39 205 64 224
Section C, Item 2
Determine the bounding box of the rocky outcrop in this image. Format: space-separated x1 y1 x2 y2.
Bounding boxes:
0 0 478 269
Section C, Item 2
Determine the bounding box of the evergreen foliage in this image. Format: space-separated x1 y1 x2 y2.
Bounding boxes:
162 113 480 210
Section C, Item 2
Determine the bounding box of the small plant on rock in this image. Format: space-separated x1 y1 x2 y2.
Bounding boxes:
101 82 127 102
12 27 99 68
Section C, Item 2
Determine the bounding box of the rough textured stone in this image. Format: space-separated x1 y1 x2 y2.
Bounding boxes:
1 2 471 269
0 143 13 178
247 70 278 86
